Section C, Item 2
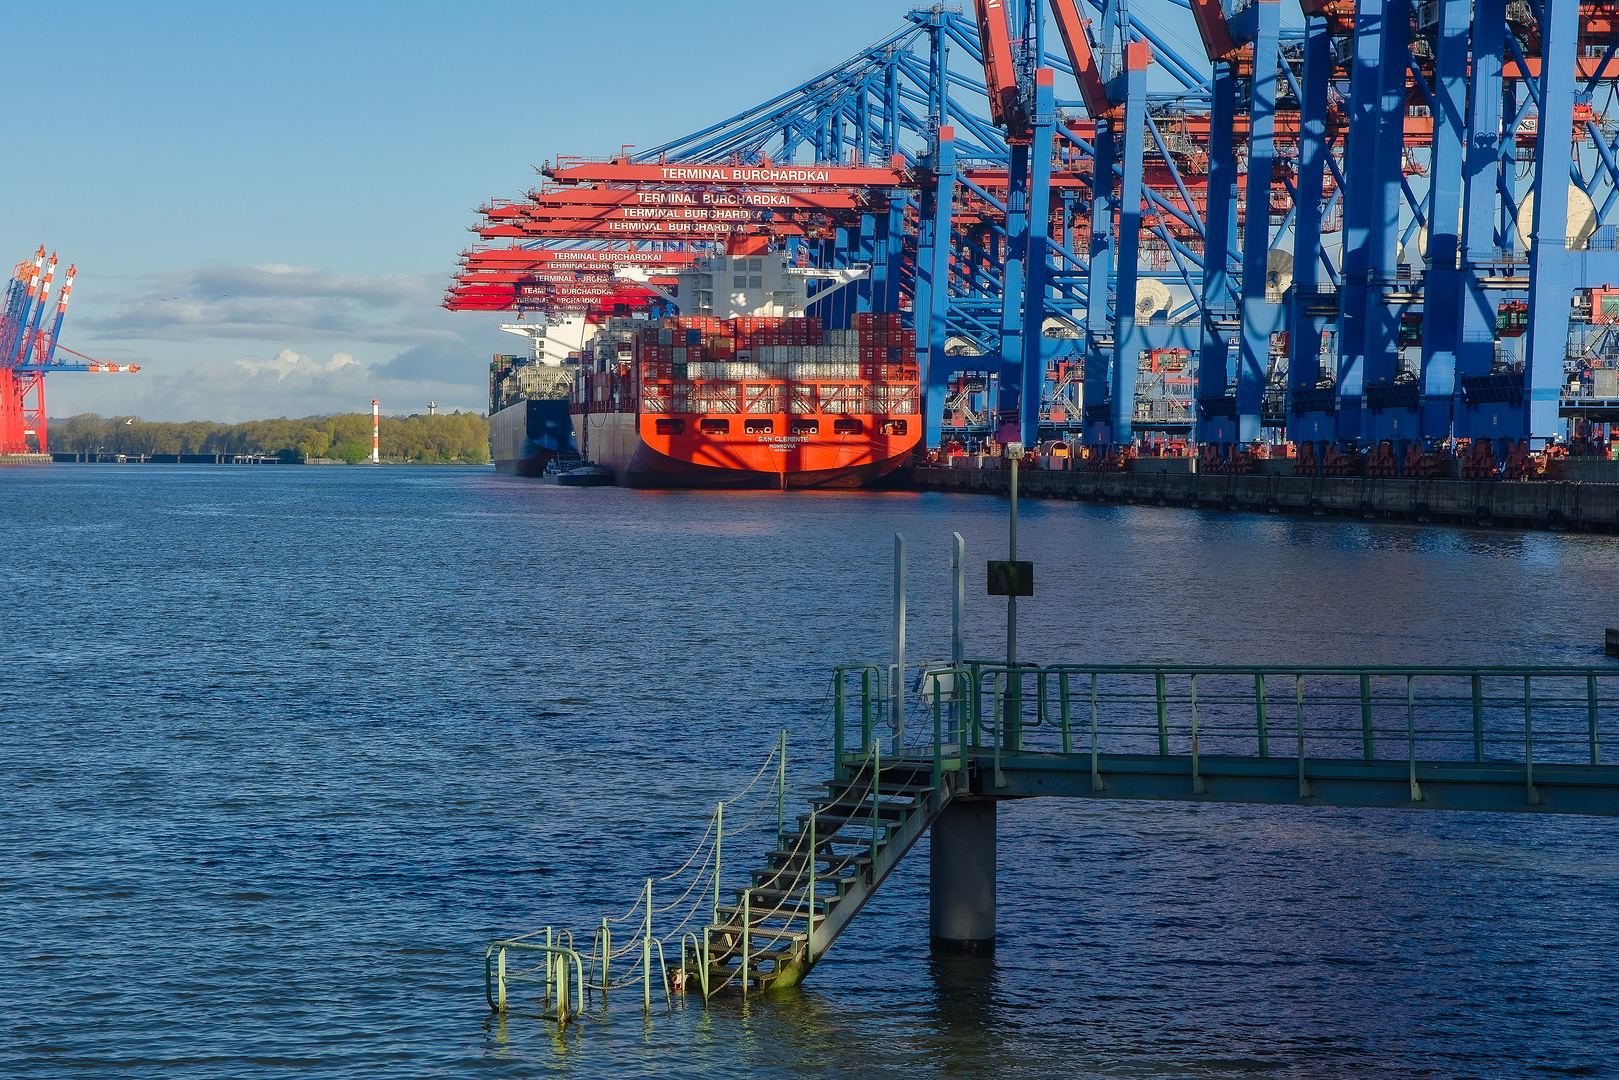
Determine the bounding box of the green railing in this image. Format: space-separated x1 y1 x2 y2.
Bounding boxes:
485 933 587 1025
833 663 1619 801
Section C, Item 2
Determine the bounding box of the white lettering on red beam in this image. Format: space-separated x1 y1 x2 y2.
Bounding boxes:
659 168 831 182
618 207 768 220
634 191 793 207
522 251 694 263
605 221 762 232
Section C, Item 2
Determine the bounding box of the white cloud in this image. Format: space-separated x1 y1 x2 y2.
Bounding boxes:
48 262 514 421
81 263 446 344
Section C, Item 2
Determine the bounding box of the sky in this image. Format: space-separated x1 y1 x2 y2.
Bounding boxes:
0 1 908 422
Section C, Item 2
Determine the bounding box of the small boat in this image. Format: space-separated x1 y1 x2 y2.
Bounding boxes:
540 461 614 487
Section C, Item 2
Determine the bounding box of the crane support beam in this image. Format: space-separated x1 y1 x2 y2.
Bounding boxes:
972 0 1023 135
1049 0 1114 118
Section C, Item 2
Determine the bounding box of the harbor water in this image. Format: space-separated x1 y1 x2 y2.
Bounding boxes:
4 464 1618 1078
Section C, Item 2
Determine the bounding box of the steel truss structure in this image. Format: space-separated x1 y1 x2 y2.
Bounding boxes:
1 249 135 455
448 0 1619 462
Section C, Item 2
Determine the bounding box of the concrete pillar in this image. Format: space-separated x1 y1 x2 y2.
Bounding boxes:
929 797 996 953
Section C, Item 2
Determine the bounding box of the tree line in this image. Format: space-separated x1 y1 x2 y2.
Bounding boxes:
49 411 491 464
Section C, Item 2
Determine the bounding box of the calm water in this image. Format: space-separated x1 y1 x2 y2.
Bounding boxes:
4 465 1618 1078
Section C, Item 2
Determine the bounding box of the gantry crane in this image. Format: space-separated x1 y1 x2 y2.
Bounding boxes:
446 0 1619 469
1 248 138 456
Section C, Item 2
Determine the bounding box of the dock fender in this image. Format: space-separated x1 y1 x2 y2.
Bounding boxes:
1545 507 1566 531
1413 502 1432 523
1154 490 1167 506
1263 494 1280 514
1360 499 1377 520
1309 497 1324 516
1475 505 1493 527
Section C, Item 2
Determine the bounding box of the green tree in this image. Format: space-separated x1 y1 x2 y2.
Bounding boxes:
335 439 370 464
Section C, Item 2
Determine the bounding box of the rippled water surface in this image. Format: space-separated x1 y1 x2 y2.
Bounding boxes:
4 464 1618 1078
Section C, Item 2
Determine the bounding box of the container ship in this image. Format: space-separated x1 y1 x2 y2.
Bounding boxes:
488 322 583 475
572 304 919 488
568 249 920 488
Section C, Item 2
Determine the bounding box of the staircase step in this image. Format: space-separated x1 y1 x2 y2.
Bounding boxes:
780 829 889 852
737 882 844 907
764 848 872 872
826 778 935 797
809 797 913 820
706 922 810 950
717 896 828 919
749 868 854 894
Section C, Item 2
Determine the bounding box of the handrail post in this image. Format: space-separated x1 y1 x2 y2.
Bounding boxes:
871 739 882 865
806 807 817 964
1360 673 1373 760
741 888 750 997
643 878 653 1012
555 949 567 1024
1472 673 1484 763
599 918 610 994
861 668 873 752
1524 675 1540 805
1406 675 1423 802
1059 671 1072 755
498 946 507 1012
1255 673 1269 758
969 662 982 750
1155 671 1168 756
1589 672 1600 766
992 671 1005 788
932 680 943 791
777 728 787 848
1089 673 1102 792
1190 674 1205 795
713 801 723 926
834 673 846 781
701 927 712 999
1007 665 1023 751
1295 674 1312 798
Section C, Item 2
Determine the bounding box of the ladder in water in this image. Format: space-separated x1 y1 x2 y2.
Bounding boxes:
690 755 957 994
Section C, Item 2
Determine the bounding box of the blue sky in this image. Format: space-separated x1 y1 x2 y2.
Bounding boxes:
0 1 908 421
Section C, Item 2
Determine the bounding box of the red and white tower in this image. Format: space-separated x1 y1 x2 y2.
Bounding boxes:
371 399 380 463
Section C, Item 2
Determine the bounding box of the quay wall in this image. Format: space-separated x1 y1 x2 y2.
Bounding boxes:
910 464 1619 532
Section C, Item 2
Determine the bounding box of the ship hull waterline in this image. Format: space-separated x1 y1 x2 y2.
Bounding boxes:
576 412 916 489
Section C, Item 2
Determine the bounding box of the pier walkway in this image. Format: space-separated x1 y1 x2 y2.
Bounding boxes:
711 663 1619 991
487 662 1619 1016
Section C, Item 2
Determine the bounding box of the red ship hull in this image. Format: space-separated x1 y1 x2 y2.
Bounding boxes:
581 412 917 489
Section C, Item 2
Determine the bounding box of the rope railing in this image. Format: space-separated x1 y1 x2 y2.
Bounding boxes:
700 741 884 997
486 724 849 1017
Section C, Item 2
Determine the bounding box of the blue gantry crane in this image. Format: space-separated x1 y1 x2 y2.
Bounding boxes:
451 0 1619 475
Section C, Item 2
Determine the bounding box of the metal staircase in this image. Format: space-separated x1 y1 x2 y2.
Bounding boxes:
691 754 958 994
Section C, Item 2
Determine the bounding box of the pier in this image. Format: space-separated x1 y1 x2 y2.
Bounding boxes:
489 660 1619 1017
